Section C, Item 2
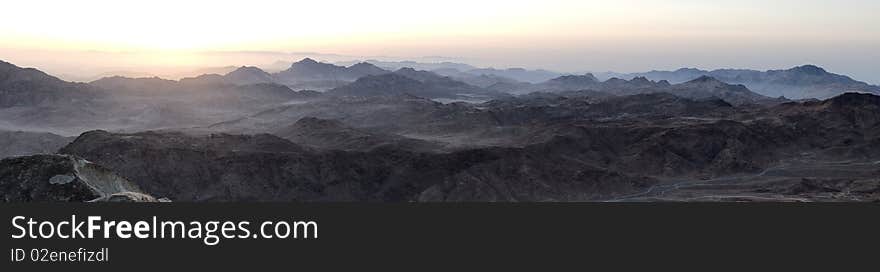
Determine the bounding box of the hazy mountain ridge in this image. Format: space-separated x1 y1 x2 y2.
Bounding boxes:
331 59 562 84
2 61 322 136
608 65 880 99
274 58 389 88
336 59 478 73
325 68 507 100
1 60 103 107
462 67 562 83
0 130 72 159
487 73 776 106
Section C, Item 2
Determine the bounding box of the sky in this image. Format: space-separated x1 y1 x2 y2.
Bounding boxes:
1 0 878 83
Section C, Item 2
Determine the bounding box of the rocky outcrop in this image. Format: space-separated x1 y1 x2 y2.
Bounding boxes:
0 154 158 202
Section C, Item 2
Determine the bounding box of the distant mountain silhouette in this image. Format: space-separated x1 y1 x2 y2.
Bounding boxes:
327 68 506 100
543 73 600 88
326 73 426 97
274 58 388 84
222 66 274 85
337 60 478 73
487 73 772 105
486 73 601 95
618 65 880 99
348 62 391 76
669 76 770 105
0 60 100 107
336 60 562 83
90 76 179 93
462 67 562 83
0 61 319 136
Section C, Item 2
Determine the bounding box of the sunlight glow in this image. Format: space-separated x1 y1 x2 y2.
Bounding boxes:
0 0 878 82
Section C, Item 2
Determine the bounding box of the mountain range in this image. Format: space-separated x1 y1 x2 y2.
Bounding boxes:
600 65 880 99
488 73 777 105
1 59 878 202
0 60 101 107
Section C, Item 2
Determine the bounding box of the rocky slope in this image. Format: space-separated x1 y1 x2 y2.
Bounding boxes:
0 154 158 202
59 130 656 202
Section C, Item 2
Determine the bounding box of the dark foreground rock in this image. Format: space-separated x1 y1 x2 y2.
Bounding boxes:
0 154 158 202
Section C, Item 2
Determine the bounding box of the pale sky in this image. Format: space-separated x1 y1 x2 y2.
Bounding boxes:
1 0 878 83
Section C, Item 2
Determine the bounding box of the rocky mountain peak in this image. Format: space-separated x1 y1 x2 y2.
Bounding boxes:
550 74 599 84
675 68 706 73
223 66 274 85
295 58 319 65
789 64 828 75
350 62 378 68
0 60 63 84
230 66 267 74
286 58 336 72
688 75 722 84
395 67 419 73
630 76 652 84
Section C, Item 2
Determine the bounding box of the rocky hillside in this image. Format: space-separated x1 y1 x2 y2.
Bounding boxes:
0 154 159 202
59 130 657 201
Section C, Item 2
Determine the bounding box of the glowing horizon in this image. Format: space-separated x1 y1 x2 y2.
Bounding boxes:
1 0 878 83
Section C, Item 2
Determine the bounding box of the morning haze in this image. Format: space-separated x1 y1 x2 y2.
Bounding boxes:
0 0 878 83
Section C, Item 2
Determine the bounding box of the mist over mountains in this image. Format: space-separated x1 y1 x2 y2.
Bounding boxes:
598 65 880 99
2 58 879 202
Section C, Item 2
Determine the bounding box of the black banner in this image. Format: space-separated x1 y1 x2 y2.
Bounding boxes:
2 203 878 270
